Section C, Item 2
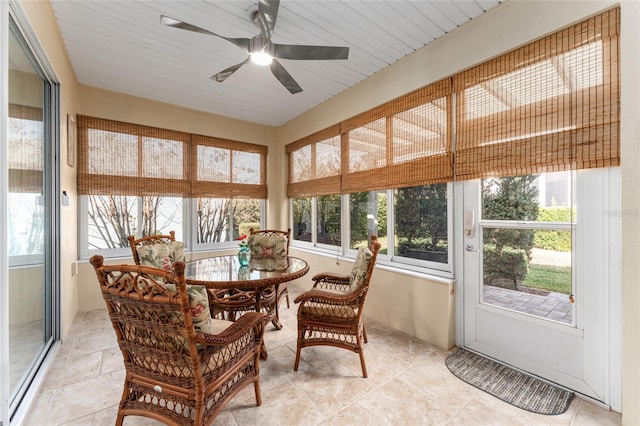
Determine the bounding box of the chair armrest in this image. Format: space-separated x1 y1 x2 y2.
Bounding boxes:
294 288 363 306
196 312 268 346
310 272 350 291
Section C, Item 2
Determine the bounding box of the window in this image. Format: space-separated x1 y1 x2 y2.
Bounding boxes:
394 184 448 265
81 194 263 258
291 195 342 248
292 197 312 242
87 195 183 250
317 194 341 247
77 116 267 258
195 197 261 244
349 190 387 251
291 184 452 274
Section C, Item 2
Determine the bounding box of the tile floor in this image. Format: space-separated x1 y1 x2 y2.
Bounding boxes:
23 284 621 426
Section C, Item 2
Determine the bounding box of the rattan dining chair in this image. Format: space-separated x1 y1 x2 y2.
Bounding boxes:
127 231 184 270
90 255 269 426
248 228 291 312
293 235 381 378
209 228 292 325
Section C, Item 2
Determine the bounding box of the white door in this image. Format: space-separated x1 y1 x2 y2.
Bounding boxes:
460 168 619 402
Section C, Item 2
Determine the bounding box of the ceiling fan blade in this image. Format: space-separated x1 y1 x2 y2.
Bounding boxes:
270 59 302 94
211 57 250 83
257 0 279 41
273 44 349 60
160 15 250 52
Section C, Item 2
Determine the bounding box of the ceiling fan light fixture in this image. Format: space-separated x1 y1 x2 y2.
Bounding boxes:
250 51 273 66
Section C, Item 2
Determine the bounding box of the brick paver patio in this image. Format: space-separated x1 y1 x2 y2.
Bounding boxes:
483 285 573 324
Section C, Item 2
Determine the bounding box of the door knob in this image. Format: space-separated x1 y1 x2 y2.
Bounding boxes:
465 244 479 253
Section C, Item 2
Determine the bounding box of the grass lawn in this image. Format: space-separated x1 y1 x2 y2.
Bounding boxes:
522 264 571 294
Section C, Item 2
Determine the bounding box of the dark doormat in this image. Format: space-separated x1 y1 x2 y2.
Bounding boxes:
445 348 574 415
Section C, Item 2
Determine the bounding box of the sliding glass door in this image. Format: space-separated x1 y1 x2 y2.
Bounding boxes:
6 8 59 421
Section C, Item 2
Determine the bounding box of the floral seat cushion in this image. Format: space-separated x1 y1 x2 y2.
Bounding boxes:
247 234 288 258
136 241 185 270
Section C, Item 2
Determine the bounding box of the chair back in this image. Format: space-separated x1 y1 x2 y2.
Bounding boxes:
247 228 291 258
90 256 203 385
348 235 382 294
128 231 184 270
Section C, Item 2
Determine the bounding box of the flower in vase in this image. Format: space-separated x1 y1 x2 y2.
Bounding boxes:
238 234 249 249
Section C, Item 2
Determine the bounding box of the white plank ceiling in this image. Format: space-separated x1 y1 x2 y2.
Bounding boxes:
50 0 502 127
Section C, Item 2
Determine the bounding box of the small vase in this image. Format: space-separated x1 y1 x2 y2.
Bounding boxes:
238 246 251 267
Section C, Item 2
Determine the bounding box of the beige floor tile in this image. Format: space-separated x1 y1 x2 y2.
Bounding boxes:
290 361 374 414
396 354 477 415
100 346 125 374
21 304 621 426
228 381 327 426
450 390 574 426
570 398 621 426
25 370 125 425
355 377 454 425
40 350 103 389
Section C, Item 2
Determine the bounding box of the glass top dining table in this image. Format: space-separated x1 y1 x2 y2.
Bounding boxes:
185 255 309 288
184 254 309 332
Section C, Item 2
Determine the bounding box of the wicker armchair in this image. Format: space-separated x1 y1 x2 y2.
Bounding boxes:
293 235 381 378
127 231 184 270
249 228 291 311
90 255 269 426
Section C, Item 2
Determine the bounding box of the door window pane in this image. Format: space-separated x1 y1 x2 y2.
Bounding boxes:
481 173 573 325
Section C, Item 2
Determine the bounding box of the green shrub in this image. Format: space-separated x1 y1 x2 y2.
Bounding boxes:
533 207 573 252
483 243 530 287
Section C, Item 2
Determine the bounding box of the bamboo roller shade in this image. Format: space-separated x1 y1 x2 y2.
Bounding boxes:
287 79 453 197
77 115 267 199
286 7 620 197
454 7 619 180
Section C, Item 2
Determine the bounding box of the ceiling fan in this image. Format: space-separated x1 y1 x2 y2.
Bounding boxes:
160 0 349 94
